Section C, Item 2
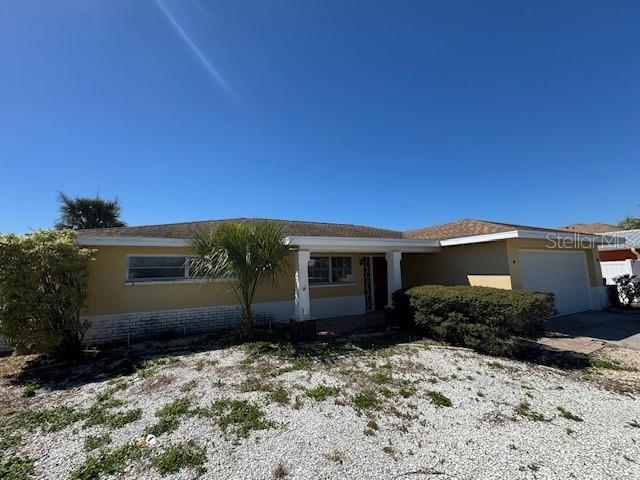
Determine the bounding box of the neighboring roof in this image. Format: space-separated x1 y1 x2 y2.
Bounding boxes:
75 218 404 240
599 229 640 249
404 219 574 241
562 223 618 234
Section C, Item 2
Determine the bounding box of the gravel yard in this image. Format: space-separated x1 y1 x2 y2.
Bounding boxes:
1 332 639 480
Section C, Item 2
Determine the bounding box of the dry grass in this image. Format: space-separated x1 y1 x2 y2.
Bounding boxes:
324 450 345 464
575 345 640 394
272 462 289 479
136 374 175 393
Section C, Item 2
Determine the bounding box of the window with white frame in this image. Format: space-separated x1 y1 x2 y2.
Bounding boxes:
127 256 194 282
308 256 353 285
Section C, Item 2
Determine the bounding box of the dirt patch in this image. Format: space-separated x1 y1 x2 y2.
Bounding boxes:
135 374 176 393
579 345 640 394
0 353 38 380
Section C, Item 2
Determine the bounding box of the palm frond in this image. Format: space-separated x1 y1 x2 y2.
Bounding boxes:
188 221 291 322
55 192 126 230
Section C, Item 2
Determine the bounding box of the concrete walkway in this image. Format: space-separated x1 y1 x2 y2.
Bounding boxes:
542 310 640 353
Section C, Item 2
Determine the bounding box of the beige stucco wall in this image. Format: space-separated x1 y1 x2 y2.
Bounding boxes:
85 239 604 317
402 238 603 291
402 242 512 289
85 246 367 316
466 274 513 289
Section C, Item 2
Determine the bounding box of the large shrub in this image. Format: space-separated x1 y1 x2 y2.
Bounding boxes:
0 230 95 356
393 285 555 359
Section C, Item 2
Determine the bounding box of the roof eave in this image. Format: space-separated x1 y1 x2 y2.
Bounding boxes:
76 230 606 250
440 230 608 247
287 235 440 253
77 234 440 252
77 236 188 247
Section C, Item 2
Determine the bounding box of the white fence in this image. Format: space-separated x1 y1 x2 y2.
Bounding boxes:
601 259 640 285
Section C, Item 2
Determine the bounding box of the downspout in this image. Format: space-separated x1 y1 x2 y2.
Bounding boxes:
631 247 640 261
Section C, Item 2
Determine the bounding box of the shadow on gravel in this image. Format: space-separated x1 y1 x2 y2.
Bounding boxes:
242 330 429 365
528 344 592 370
5 326 423 392
6 330 244 392
4 324 591 393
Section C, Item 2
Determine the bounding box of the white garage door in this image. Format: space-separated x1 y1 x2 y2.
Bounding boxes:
519 249 592 316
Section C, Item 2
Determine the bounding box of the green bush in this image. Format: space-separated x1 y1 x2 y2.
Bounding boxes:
392 285 554 358
0 230 94 356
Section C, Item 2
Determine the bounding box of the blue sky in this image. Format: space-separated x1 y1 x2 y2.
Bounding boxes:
1 1 638 233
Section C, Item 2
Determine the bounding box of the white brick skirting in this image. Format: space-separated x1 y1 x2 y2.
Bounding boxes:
82 300 295 346
0 295 368 351
81 295 366 346
591 286 610 310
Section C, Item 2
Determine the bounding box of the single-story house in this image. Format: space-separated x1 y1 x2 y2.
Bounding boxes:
597 229 640 285
70 218 610 346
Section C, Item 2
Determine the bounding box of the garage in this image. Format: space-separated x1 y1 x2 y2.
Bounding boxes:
519 249 592 315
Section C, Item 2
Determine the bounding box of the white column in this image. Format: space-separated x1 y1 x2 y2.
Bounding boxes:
294 250 311 320
385 250 402 307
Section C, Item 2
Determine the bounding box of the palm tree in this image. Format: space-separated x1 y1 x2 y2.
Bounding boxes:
189 221 291 340
55 192 126 230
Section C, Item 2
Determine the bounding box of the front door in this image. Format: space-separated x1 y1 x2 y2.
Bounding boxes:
372 257 388 310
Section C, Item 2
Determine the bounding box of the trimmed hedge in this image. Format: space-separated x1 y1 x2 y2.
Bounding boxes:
392 285 555 359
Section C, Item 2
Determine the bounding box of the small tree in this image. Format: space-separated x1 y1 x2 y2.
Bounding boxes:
189 221 291 340
55 192 126 230
0 230 95 356
618 216 640 231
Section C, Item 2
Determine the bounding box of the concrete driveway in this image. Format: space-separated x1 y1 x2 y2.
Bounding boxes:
544 309 640 352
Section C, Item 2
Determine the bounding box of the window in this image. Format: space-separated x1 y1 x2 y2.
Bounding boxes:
127 256 191 282
331 256 353 283
308 257 330 284
308 256 353 285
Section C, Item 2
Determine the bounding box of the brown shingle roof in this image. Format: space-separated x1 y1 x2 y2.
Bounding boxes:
76 217 595 242
75 218 404 239
404 218 576 240
561 223 618 234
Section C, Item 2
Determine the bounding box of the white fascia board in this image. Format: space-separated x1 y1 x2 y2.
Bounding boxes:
520 230 612 245
77 235 441 253
439 231 519 246
76 236 188 247
440 230 609 247
286 236 440 253
77 231 609 250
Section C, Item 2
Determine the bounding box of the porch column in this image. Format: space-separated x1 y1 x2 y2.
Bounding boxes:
385 250 402 307
294 250 311 320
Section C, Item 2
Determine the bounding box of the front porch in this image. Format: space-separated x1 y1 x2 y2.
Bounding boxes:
287 235 440 322
292 250 403 321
